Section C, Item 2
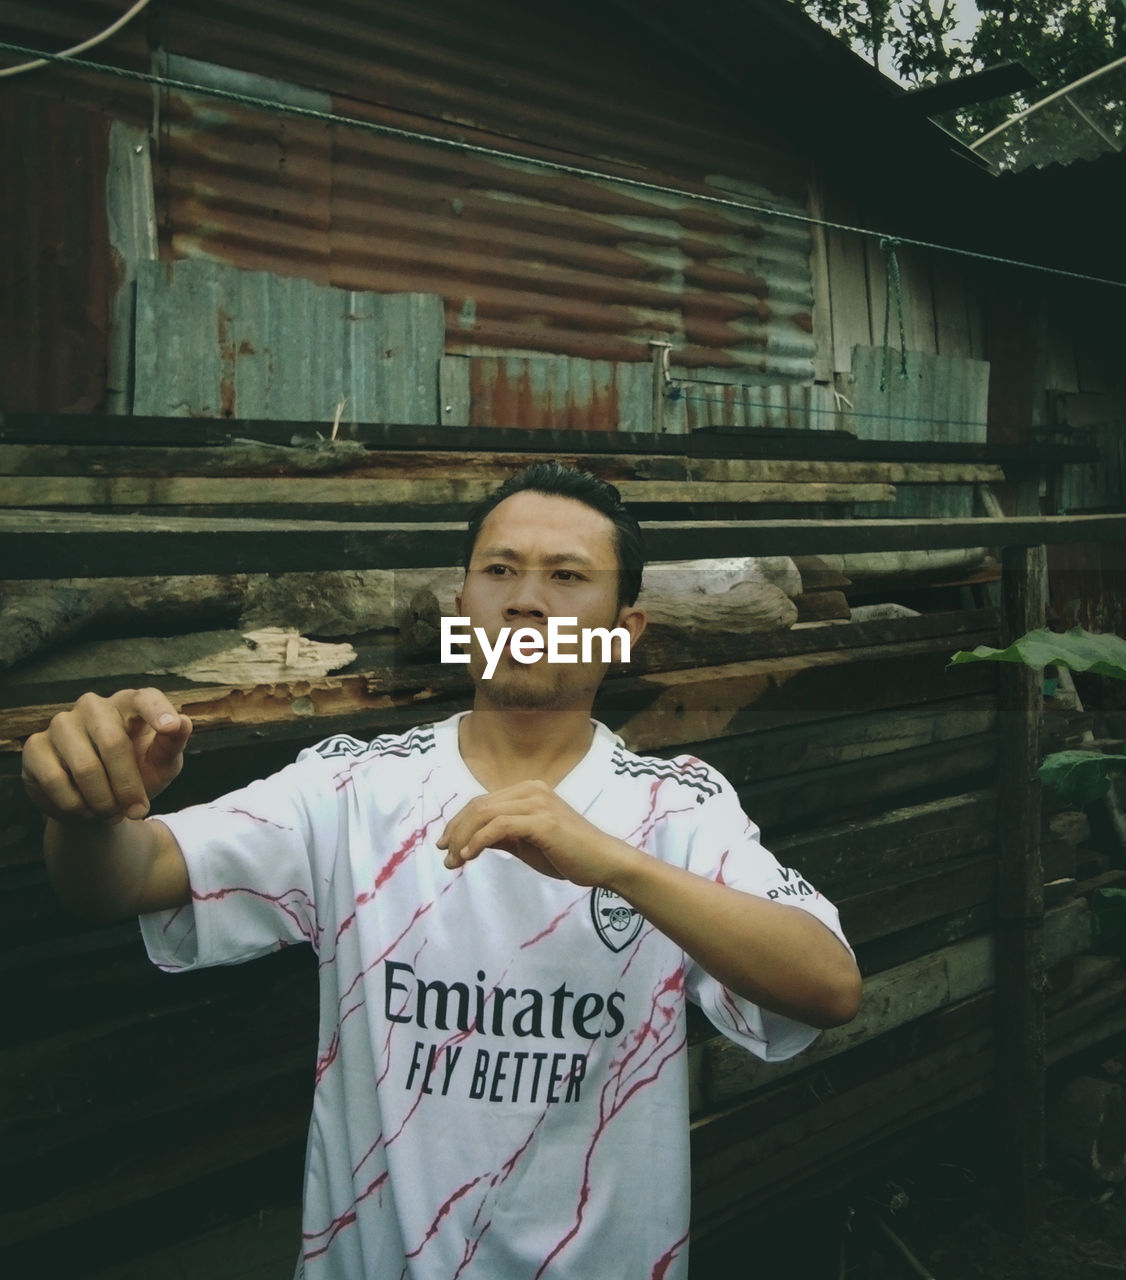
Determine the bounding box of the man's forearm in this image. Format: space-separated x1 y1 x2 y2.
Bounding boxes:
606 842 861 1029
45 817 188 923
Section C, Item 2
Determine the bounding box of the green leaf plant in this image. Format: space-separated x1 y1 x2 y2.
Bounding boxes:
950 627 1126 808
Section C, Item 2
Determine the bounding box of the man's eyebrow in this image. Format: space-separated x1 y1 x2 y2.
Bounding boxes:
476 546 598 568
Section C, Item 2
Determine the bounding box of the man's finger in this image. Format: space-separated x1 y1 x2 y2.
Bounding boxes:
454 815 537 863
49 714 126 819
144 713 192 765
438 795 538 854
86 711 154 819
118 687 186 736
21 743 98 823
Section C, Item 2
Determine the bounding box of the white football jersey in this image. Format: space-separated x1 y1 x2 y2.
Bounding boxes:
142 713 846 1279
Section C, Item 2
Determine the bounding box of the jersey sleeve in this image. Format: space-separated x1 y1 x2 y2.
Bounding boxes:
676 757 852 1064
139 749 339 973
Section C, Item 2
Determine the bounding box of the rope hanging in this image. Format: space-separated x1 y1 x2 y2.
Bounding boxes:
879 237 910 392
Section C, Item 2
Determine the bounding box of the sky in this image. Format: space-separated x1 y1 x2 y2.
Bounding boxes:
882 1 981 84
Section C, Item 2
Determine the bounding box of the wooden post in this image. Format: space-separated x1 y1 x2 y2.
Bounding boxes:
649 341 672 435
995 542 1048 1232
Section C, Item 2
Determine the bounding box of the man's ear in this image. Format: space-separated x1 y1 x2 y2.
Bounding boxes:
617 606 647 647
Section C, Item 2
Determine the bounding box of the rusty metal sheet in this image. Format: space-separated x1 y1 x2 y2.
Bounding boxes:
439 355 656 433
678 379 833 432
156 61 814 380
132 258 443 423
7 2 818 408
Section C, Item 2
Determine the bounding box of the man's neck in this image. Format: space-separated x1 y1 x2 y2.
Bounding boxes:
458 705 595 792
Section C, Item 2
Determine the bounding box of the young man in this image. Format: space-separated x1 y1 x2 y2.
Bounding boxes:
23 463 861 1279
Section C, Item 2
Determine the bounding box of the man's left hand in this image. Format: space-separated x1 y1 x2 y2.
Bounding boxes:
437 781 636 887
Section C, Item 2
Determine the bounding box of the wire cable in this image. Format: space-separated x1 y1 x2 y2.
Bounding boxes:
0 37 1123 291
0 1 153 79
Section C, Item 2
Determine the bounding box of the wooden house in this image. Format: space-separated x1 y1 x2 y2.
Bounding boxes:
2 1 1125 1275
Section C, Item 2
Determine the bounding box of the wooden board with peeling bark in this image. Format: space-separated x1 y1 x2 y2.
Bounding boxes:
0 443 1006 486
0 475 899 508
4 511 1126 580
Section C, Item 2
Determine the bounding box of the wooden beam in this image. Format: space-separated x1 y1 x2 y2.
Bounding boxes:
704 896 1090 1107
3 511 1126 578
772 789 997 889
995 542 1048 1232
0 445 1005 485
0 476 898 508
742 735 998 839
0 413 1097 465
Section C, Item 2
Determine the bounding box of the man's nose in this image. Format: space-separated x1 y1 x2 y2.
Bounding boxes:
503 574 549 619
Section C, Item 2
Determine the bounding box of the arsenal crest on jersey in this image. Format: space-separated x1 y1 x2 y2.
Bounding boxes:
590 887 643 953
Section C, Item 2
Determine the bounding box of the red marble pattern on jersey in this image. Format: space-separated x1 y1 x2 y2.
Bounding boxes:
191 882 319 947
322 786 459 958
301 1167 391 1262
301 779 708 1272
532 966 687 1277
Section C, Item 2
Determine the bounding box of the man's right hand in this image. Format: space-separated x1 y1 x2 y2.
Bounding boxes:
22 688 193 826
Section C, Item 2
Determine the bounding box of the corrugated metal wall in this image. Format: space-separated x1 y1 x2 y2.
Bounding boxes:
3 0 816 408
132 259 444 422
153 52 814 375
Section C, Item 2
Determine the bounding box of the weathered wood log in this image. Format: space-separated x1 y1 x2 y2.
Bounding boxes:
793 589 851 623
639 560 799 632
0 569 468 673
399 588 444 654
0 475 898 508
0 442 1005 486
4 511 1126 581
1 555 805 672
790 602 923 631
0 676 415 749
792 555 852 591
0 575 250 671
239 567 465 634
1 625 1000 760
644 555 802 601
832 548 993 588
0 629 357 687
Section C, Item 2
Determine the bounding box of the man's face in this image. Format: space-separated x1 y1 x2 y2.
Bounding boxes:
455 490 645 711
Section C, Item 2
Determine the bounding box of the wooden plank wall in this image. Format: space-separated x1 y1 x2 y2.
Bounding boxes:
1 434 1121 1277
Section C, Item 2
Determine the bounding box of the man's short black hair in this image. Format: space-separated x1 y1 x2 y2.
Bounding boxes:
463 461 645 607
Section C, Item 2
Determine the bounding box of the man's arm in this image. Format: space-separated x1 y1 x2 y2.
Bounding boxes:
23 688 194 922
604 847 860 1029
438 780 862 1030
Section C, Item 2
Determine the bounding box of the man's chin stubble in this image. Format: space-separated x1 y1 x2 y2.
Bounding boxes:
473 663 592 711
